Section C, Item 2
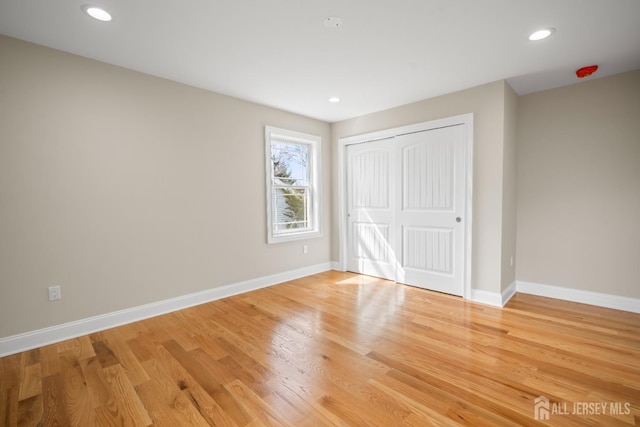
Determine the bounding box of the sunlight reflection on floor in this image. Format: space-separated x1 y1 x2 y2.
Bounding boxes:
335 275 389 285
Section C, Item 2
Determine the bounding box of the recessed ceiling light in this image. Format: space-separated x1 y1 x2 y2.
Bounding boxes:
328 97 341 103
529 28 555 41
82 5 112 22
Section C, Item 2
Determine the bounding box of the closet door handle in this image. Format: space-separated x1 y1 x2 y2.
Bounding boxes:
456 217 462 223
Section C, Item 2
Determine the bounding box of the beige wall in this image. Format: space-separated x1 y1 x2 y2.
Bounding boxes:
501 82 518 291
3 34 636 342
332 81 513 294
0 36 332 338
517 70 640 298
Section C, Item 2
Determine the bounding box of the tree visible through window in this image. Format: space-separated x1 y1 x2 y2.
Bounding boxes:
272 142 308 230
265 126 321 243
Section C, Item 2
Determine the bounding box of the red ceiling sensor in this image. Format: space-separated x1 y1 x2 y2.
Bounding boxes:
576 65 598 78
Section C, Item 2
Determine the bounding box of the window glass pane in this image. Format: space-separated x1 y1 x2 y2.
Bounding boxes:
271 142 308 186
272 187 310 233
265 126 320 244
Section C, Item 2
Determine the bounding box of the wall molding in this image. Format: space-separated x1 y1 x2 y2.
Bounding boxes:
516 281 640 314
469 281 516 308
502 281 517 306
0 263 333 358
470 289 502 307
4 271 636 357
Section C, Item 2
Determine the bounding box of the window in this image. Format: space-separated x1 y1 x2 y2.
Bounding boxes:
265 126 321 243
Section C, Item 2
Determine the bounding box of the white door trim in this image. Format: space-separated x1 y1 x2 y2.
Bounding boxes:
337 113 474 299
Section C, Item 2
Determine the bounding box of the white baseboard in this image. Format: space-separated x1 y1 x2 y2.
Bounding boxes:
516 281 640 314
502 281 517 305
470 289 502 307
0 262 333 358
469 281 516 308
330 261 342 271
6 270 634 357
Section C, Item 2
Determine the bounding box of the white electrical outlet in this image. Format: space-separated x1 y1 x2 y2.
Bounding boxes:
48 285 61 301
510 256 514 267
303 245 308 254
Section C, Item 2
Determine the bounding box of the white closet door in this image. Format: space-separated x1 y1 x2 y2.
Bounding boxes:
345 124 467 296
395 125 465 296
346 140 396 280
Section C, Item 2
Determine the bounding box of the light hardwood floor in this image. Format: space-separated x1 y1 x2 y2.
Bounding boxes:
1 271 639 426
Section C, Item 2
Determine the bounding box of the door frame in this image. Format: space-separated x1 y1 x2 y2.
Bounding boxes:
337 113 474 299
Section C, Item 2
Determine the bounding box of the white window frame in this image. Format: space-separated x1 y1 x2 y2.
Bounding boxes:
265 126 321 244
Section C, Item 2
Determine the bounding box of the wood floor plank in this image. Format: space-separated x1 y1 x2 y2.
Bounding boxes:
39 344 61 378
16 394 42 427
91 340 120 369
79 356 112 410
380 368 525 427
101 332 150 386
162 339 252 426
95 364 152 427
182 383 240 427
42 373 72 427
17 362 41 402
1 271 639 426
2 387 19 427
59 351 95 427
225 379 294 427
368 350 537 424
368 377 469 427
212 336 271 382
56 336 95 361
266 379 343 427
134 337 199 394
137 358 210 427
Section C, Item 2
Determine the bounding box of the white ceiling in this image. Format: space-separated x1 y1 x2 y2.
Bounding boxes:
1 0 639 123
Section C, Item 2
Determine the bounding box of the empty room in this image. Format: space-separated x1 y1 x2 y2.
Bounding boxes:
1 1 639 426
